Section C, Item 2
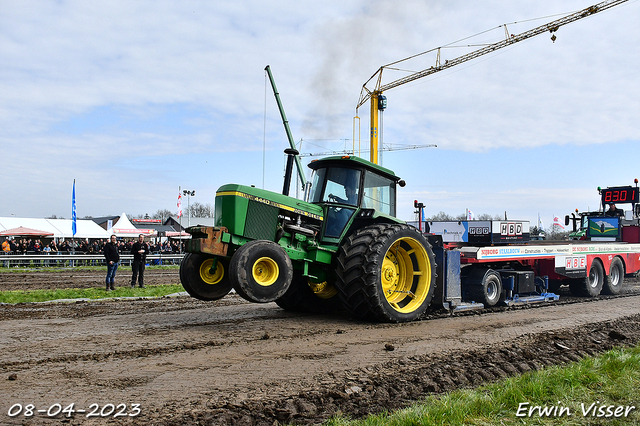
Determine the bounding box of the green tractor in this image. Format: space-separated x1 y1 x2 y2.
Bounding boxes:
180 154 437 322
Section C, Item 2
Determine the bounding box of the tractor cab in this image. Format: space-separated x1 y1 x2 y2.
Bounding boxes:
566 183 640 242
306 156 404 241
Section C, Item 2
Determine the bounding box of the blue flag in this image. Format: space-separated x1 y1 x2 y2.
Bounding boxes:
72 180 77 236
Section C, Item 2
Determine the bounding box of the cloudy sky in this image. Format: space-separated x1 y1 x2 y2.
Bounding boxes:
2 0 638 228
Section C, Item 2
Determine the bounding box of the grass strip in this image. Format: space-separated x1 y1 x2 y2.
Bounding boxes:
0 284 186 304
324 343 640 426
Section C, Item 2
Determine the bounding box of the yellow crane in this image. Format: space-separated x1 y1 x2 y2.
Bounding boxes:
356 0 629 165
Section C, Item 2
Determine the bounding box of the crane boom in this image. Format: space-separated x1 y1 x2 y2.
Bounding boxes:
298 143 437 158
357 0 629 164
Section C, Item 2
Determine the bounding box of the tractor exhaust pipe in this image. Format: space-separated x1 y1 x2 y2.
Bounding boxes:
282 148 299 196
265 65 307 191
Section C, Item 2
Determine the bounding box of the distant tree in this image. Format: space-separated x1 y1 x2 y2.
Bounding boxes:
130 213 155 220
189 202 213 218
426 211 455 221
82 215 93 219
530 225 543 237
48 214 58 219
475 213 502 220
546 224 569 241
426 212 504 221
152 209 173 222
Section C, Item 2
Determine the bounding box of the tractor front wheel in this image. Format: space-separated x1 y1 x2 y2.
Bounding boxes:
229 240 293 303
180 253 233 301
335 223 436 323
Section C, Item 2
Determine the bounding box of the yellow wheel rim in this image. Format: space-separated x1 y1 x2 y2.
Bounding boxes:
252 257 279 287
199 258 224 285
380 237 431 313
309 280 338 299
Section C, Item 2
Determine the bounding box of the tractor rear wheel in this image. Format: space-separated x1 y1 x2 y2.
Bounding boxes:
275 270 341 314
569 260 604 297
335 223 436 323
229 240 293 303
603 257 624 295
180 253 232 301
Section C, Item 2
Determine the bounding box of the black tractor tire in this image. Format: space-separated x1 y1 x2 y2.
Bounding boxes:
275 270 341 314
463 267 502 307
335 223 436 323
229 240 293 303
603 257 625 295
179 253 232 301
569 260 604 297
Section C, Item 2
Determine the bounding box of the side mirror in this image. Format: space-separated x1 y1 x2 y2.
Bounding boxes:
564 215 570 226
398 180 406 188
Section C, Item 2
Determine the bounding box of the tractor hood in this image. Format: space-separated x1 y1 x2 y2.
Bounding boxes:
215 184 323 242
216 184 323 220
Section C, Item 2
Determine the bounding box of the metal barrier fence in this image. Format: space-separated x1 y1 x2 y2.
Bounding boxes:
0 253 185 268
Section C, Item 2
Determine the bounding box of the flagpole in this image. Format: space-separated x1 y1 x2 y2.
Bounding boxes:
71 180 77 267
72 179 77 237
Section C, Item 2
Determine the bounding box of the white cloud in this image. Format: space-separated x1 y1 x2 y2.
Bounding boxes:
0 0 638 222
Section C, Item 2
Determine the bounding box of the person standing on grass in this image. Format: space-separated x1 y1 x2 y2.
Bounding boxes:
130 234 149 288
103 234 120 291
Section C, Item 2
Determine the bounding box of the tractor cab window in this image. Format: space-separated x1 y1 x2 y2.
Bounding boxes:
362 171 396 216
309 167 361 238
309 167 361 207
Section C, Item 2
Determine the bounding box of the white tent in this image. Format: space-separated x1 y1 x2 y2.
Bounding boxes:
49 218 111 239
111 213 156 237
0 217 110 239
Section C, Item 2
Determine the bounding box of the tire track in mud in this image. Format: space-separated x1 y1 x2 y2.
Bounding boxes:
145 315 640 426
3 309 341 371
2 339 227 370
2 272 640 426
2 285 640 370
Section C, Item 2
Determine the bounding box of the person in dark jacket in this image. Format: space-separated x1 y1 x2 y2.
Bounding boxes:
605 203 623 217
130 234 149 288
103 234 120 291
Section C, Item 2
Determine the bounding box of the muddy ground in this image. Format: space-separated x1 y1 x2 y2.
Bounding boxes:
0 267 180 292
1 269 640 425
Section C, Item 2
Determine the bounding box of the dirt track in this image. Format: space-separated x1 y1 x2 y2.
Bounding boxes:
1 269 640 425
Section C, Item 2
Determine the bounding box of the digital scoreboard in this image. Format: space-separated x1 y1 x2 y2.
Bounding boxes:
601 186 639 205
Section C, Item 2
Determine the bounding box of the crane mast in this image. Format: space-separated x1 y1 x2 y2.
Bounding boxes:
357 0 629 165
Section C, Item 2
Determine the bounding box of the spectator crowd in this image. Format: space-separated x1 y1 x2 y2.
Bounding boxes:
1 237 185 268
2 237 184 255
